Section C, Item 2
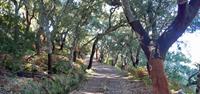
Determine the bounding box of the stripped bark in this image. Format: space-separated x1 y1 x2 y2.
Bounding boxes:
121 0 200 93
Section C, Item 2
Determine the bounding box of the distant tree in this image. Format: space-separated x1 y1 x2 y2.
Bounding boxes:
165 51 192 84
87 5 126 69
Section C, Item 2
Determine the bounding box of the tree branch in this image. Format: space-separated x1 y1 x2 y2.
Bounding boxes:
187 71 199 86
121 0 151 59
80 22 126 50
109 6 119 27
157 0 200 57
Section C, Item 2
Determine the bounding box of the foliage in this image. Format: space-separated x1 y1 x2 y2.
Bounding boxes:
0 0 199 93
75 58 87 70
53 59 86 74
165 51 196 93
20 75 80 94
165 52 193 84
127 66 151 86
104 58 113 65
20 61 86 94
0 55 22 72
52 61 72 74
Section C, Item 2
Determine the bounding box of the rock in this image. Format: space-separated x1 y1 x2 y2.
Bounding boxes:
177 89 185 94
171 89 185 94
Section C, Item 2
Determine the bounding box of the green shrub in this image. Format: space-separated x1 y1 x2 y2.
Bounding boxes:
20 80 43 94
115 61 123 68
23 63 38 72
20 72 85 94
169 80 181 91
75 58 86 70
128 66 151 86
52 61 72 74
18 60 87 94
1 57 22 72
169 80 195 93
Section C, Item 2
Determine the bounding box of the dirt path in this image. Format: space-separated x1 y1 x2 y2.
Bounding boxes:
70 58 152 94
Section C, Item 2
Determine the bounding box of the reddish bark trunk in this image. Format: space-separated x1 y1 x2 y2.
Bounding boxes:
148 58 170 94
121 0 200 94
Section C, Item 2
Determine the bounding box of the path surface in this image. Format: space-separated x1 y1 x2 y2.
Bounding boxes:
70 58 152 94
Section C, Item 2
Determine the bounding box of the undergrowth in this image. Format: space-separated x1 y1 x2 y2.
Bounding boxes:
0 54 86 94
20 60 86 94
127 66 151 86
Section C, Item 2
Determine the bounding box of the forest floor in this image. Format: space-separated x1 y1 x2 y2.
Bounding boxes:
70 58 152 94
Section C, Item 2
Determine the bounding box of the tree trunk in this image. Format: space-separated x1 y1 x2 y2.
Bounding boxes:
130 54 136 67
59 32 68 50
35 41 40 55
120 55 127 70
87 37 99 69
35 30 42 55
113 54 119 66
73 50 77 62
59 41 64 50
46 31 52 74
38 0 53 74
196 68 200 94
99 50 104 63
148 58 170 94
121 0 200 93
95 48 99 61
48 53 52 74
13 0 20 43
51 40 55 53
71 35 77 62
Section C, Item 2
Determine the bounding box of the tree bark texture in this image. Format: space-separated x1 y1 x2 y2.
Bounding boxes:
148 58 170 94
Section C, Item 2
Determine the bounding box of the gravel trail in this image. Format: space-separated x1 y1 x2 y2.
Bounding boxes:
70 58 152 94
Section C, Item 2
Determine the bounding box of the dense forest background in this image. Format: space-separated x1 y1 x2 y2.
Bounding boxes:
0 0 200 94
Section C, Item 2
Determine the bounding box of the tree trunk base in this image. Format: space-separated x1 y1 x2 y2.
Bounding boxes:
149 58 170 94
